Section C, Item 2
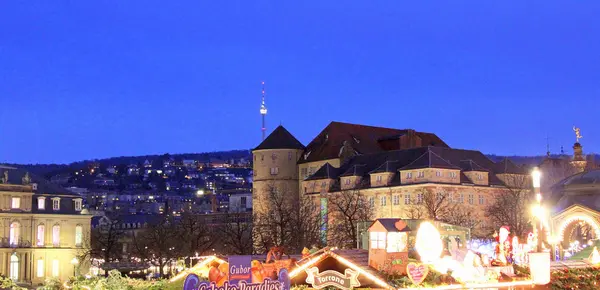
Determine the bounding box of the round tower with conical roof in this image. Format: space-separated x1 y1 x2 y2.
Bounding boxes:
252 125 305 251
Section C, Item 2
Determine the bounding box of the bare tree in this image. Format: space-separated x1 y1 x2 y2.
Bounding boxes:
445 204 482 236
252 184 296 253
407 188 455 220
327 187 372 248
131 215 180 278
406 188 483 235
219 212 253 255
291 195 325 250
486 174 534 238
253 183 324 253
91 215 126 264
176 213 214 264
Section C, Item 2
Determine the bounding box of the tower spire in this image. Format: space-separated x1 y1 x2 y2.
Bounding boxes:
260 81 268 141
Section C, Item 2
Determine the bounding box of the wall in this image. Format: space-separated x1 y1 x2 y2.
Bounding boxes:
399 169 461 185
0 213 92 284
326 183 504 237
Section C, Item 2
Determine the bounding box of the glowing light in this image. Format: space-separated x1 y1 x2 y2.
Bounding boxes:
531 167 541 189
589 247 600 264
415 221 443 263
289 249 394 289
531 205 545 219
288 252 328 278
197 190 205 196
169 255 226 282
557 215 600 242
528 252 550 285
329 251 393 289
395 280 534 290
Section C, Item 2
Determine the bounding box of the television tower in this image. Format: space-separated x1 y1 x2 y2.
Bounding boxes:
260 81 268 140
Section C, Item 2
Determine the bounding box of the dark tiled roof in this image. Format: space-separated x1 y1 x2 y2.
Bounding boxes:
373 218 412 232
553 194 600 214
254 126 304 151
369 160 400 173
304 146 515 187
460 172 473 184
305 163 339 181
494 158 526 174
460 160 489 172
299 121 448 163
400 149 460 170
339 164 367 177
0 166 79 196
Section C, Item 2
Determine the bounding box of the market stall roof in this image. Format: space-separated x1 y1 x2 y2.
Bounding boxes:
289 248 394 289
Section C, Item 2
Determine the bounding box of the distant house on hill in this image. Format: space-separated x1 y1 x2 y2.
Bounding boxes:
50 173 71 185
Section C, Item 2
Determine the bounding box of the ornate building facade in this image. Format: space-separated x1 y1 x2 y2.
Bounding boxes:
252 122 530 246
0 166 91 286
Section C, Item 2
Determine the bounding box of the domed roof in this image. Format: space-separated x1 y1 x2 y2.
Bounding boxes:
550 169 600 214
554 169 600 187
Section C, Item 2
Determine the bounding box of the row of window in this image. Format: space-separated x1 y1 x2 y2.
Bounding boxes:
368 193 486 206
405 171 458 179
9 222 83 247
9 253 62 280
311 171 484 185
254 152 294 162
9 197 82 211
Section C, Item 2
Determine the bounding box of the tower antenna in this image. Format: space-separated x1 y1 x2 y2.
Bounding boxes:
260 81 268 141
546 135 551 157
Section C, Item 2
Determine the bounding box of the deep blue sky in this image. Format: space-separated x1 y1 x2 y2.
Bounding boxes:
1 1 599 164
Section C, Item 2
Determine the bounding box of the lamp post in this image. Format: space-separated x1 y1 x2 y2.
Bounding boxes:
531 167 543 252
529 167 550 285
70 257 79 277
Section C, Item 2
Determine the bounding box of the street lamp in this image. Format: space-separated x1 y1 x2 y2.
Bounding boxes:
531 167 544 251
532 167 542 202
70 257 79 277
529 167 551 285
196 190 204 196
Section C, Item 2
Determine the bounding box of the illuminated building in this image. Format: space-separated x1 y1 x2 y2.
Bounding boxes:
253 122 531 247
0 166 91 285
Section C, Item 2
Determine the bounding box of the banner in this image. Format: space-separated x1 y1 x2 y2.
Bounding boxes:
229 256 252 285
305 267 360 290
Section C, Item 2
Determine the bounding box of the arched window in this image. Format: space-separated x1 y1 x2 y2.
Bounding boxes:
36 258 45 278
9 222 20 246
37 224 45 246
52 259 59 277
10 253 18 280
75 225 83 246
52 225 60 247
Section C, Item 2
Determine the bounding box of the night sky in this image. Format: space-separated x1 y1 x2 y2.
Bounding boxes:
1 1 599 164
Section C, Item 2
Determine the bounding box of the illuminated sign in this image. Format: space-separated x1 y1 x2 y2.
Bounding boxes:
406 262 429 286
305 267 360 290
229 256 252 285
184 275 284 290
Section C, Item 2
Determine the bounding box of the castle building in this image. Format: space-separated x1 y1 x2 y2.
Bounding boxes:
252 122 531 245
539 128 598 195
0 166 91 286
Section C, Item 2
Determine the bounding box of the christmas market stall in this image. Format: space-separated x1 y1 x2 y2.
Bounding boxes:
178 218 551 290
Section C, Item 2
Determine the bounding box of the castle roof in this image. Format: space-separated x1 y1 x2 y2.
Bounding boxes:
494 158 526 174
299 121 448 163
305 163 338 180
459 159 489 172
400 149 460 170
304 146 521 188
254 125 305 151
